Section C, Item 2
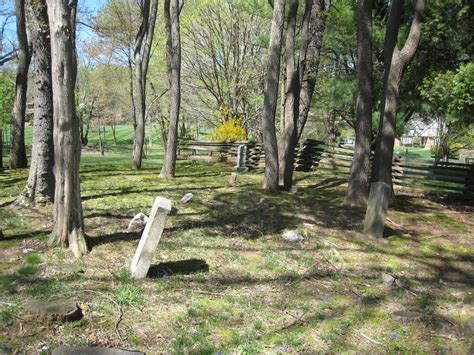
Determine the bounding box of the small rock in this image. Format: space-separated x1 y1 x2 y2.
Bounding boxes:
289 186 298 194
392 310 425 323
228 173 240 186
464 316 474 337
303 222 315 229
381 273 395 286
282 230 304 242
219 172 226 177
127 213 148 231
22 248 35 254
180 193 193 204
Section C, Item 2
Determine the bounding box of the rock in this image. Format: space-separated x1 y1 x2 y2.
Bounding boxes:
289 186 298 194
381 273 395 286
23 298 83 322
52 346 144 355
180 193 193 204
392 310 425 323
282 230 304 242
22 248 35 254
130 197 172 279
127 213 148 231
464 317 474 337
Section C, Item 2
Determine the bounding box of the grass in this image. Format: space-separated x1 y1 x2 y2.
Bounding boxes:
0 140 473 353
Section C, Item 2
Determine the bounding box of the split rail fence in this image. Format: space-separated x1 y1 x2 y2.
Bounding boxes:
178 139 474 196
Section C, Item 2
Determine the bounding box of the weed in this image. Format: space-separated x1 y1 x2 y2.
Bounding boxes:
0 275 16 294
25 253 42 265
0 304 19 326
18 265 38 276
115 283 142 307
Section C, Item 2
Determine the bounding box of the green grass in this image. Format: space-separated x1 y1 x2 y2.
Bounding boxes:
0 149 472 353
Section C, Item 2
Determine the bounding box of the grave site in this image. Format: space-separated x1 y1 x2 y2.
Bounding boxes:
0 0 473 353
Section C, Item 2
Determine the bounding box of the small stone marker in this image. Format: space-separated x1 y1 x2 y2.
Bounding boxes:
235 144 249 173
130 197 172 279
52 346 144 355
282 230 304 242
23 298 83 323
465 316 474 337
363 182 391 238
381 273 395 286
180 193 193 204
229 172 240 186
392 310 425 323
127 213 148 231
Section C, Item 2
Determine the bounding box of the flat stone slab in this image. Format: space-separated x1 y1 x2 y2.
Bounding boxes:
392 310 426 323
52 346 144 355
23 298 82 322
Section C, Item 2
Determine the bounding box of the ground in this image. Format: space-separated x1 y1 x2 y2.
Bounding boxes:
0 148 473 353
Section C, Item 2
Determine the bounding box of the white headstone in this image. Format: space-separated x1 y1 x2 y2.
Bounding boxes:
130 197 172 279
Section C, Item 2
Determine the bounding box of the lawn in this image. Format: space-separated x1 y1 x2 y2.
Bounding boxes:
0 151 473 353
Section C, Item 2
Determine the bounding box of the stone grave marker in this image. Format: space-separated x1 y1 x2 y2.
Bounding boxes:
235 144 248 173
130 197 172 279
363 182 391 239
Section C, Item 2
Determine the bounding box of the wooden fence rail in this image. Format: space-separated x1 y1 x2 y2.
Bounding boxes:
177 139 474 195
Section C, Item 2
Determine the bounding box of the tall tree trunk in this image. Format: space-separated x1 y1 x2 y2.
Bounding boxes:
346 0 373 206
160 0 181 178
10 0 30 169
262 0 286 190
21 0 54 205
47 0 87 257
0 129 3 170
371 0 425 193
132 0 158 170
279 0 299 190
296 0 330 142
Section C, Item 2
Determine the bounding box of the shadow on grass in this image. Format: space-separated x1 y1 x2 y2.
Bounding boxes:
147 259 209 278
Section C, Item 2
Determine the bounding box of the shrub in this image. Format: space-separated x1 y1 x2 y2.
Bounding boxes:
209 117 247 142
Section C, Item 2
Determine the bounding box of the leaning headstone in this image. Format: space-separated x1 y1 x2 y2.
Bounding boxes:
180 193 193 204
52 346 144 355
23 298 83 323
235 144 249 173
130 197 172 279
363 182 391 239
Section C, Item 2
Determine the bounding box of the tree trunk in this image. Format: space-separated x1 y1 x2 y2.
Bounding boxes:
0 129 3 170
132 0 158 170
346 0 373 206
262 0 286 190
10 0 30 169
21 0 54 205
371 0 425 193
47 0 87 257
160 0 181 178
296 0 330 142
279 0 299 190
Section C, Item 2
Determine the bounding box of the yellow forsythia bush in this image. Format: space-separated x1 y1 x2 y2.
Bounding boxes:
209 117 247 142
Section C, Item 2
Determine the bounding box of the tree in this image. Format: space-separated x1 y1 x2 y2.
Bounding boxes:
0 72 14 171
132 0 159 170
262 0 286 190
371 0 426 192
346 0 373 206
160 0 182 178
420 63 474 161
20 0 54 205
279 0 331 190
9 0 30 169
47 0 88 257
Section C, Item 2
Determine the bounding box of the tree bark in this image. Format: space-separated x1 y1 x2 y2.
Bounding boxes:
296 0 330 142
47 0 87 257
346 0 373 206
160 0 182 178
132 0 158 170
21 0 54 205
279 0 299 190
262 0 286 190
371 0 425 193
9 0 31 169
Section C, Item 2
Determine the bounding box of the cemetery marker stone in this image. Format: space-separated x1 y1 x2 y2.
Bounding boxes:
363 182 391 239
235 144 248 172
131 197 172 279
